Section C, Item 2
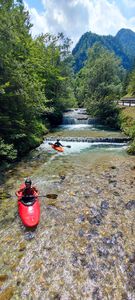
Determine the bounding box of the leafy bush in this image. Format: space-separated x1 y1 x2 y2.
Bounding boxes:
0 138 17 161
119 108 135 155
127 139 135 155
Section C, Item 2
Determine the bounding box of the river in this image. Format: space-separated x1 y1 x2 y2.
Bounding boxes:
0 109 135 300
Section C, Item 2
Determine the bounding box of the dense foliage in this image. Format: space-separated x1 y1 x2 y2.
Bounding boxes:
119 108 135 155
0 0 76 162
127 69 135 96
72 29 135 73
74 44 125 127
119 70 135 154
1 1 135 162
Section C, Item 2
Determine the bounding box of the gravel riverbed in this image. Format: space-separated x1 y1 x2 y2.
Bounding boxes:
0 152 135 300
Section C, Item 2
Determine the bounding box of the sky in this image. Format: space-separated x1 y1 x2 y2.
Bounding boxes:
24 0 135 48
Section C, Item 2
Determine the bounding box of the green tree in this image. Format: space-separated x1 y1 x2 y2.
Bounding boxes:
0 1 76 161
0 0 46 159
75 43 125 127
127 69 135 95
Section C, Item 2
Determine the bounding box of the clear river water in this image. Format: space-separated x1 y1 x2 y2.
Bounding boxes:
0 110 135 300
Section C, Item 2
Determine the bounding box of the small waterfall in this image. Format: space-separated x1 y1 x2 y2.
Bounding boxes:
62 109 92 125
62 116 89 125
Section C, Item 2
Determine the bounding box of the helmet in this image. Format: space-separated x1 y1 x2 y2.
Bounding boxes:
25 178 32 185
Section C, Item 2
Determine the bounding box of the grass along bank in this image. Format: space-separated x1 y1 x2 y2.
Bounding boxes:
120 107 135 154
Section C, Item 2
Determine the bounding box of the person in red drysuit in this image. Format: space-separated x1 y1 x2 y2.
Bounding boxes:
16 178 38 201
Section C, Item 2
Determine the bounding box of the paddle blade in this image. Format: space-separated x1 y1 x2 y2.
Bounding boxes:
66 145 71 148
45 194 58 199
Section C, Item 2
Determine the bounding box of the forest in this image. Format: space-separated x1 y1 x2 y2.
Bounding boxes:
0 0 135 162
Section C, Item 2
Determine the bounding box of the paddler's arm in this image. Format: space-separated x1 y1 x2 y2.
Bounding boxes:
15 188 24 197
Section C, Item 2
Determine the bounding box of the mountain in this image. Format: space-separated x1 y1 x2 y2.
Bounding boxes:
72 28 135 72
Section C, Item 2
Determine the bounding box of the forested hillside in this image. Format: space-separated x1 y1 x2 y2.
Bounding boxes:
72 29 135 72
0 0 76 162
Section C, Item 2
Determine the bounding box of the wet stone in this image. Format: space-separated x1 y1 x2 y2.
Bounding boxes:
114 231 123 239
121 292 129 300
127 262 135 290
125 200 135 210
113 191 120 196
89 215 102 226
59 175 65 181
100 200 109 210
111 221 118 228
71 252 78 266
100 209 108 217
87 229 99 240
100 263 111 271
96 187 102 194
130 165 135 170
16 280 21 286
86 244 93 255
50 292 61 300
98 247 109 258
78 229 84 237
19 242 26 252
108 179 117 184
102 235 117 247
78 214 85 223
84 192 91 198
90 207 100 216
88 269 98 281
80 257 87 267
129 252 135 263
92 287 102 300
24 232 35 240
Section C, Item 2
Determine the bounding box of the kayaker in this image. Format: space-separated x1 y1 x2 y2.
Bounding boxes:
54 139 63 147
16 178 38 199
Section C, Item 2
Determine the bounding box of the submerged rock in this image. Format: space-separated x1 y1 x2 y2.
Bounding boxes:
102 235 117 247
98 247 109 258
100 200 109 210
77 214 85 223
92 287 102 300
125 200 135 210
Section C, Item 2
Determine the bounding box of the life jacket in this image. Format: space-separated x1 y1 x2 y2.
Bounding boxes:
54 142 62 147
22 187 37 196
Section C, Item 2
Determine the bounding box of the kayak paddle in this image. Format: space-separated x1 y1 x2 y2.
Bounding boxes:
6 194 58 200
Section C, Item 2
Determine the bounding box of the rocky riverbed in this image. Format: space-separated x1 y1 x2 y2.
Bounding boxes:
0 151 135 300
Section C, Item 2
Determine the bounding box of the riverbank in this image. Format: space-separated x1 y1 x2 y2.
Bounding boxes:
120 107 135 154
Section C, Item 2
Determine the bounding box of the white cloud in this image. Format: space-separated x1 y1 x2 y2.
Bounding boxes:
86 0 130 35
25 0 135 48
123 0 135 7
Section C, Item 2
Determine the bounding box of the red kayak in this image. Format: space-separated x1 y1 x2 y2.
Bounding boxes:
17 184 40 227
51 144 64 152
